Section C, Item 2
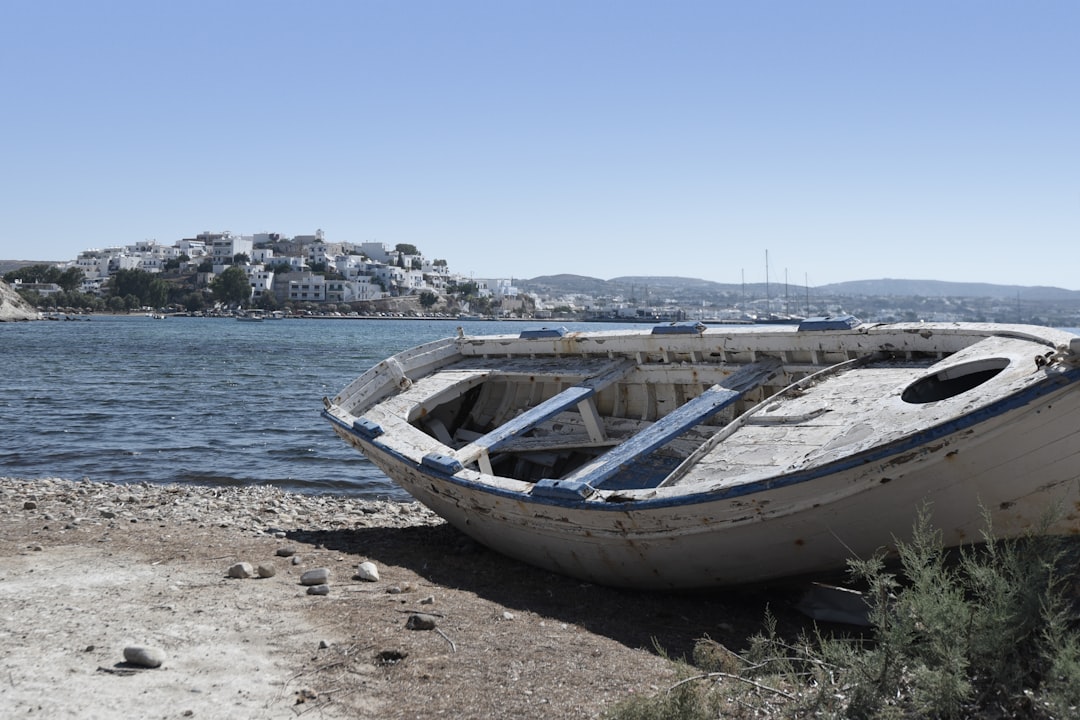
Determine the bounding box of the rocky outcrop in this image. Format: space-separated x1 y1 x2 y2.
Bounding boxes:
0 280 39 321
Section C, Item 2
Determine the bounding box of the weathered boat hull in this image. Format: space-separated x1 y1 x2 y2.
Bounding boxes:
325 322 1080 588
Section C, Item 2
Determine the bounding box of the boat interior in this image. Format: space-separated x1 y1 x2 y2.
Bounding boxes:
398 354 1010 493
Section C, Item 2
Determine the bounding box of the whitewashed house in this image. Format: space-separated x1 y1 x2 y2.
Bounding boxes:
245 267 275 300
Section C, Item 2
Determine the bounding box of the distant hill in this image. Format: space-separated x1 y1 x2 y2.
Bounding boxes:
0 260 47 275
817 279 1080 301
518 275 1080 302
518 274 746 298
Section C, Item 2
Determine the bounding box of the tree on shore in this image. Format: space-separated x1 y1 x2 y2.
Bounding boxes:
419 290 439 309
211 266 252 307
109 268 168 308
3 264 84 292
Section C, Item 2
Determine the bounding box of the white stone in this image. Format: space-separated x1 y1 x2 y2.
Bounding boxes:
227 562 255 579
355 561 379 582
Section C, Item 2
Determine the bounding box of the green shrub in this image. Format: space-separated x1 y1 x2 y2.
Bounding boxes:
605 506 1080 720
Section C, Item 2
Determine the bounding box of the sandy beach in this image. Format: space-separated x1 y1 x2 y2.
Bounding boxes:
0 477 810 719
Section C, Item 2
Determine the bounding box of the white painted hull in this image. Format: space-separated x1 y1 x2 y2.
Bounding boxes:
325 321 1080 588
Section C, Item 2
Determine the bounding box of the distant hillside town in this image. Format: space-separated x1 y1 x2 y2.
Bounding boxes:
4 230 1080 326
2 230 532 318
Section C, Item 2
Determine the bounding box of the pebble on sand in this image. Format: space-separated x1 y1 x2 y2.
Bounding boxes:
300 567 331 585
227 562 256 579
405 613 438 631
123 646 166 668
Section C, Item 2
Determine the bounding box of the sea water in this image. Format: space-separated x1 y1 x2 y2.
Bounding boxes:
0 316 624 499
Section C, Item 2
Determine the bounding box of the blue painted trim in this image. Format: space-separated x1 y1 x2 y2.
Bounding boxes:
422 453 464 474
652 321 706 335
352 417 384 439
520 326 567 339
798 315 861 331
532 479 597 499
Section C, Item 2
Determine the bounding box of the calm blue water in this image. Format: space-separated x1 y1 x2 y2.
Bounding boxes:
0 316 631 499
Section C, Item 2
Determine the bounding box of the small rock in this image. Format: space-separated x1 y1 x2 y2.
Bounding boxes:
375 649 408 666
405 613 438 631
123 646 166 668
257 563 277 578
100 509 117 519
502 611 515 621
227 562 256 579
23 500 37 510
355 561 379 582
386 586 403 595
275 546 296 557
307 584 330 596
318 639 331 649
420 595 435 605
291 556 301 565
300 567 330 586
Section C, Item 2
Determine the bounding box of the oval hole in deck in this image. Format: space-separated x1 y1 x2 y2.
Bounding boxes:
901 358 1010 404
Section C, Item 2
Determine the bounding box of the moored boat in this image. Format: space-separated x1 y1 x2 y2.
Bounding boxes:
323 318 1080 588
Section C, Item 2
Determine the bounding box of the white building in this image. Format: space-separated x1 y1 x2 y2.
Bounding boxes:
308 242 346 267
359 242 393 264
286 273 327 303
245 267 275 300
325 277 383 303
75 251 111 280
176 239 208 258
251 248 276 265
210 234 254 266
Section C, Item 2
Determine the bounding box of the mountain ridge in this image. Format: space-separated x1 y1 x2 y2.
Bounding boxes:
517 275 1080 301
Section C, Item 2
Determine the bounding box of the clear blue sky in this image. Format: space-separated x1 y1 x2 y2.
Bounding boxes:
2 1 1077 289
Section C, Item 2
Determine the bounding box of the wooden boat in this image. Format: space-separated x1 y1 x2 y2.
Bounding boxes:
323 318 1080 588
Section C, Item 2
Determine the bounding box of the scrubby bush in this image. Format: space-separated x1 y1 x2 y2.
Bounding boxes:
606 507 1080 719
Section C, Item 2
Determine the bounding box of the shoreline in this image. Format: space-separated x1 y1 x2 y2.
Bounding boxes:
0 475 441 530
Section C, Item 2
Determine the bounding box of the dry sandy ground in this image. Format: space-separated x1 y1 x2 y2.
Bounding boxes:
0 478 815 719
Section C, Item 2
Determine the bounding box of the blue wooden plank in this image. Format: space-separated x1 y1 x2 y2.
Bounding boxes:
473 385 595 452
458 358 636 464
565 384 741 489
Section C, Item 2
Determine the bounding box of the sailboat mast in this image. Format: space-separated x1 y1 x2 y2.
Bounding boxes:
765 250 770 315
